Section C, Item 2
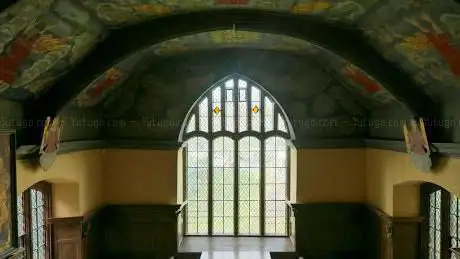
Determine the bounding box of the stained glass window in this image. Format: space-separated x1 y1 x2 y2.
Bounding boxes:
181 74 294 236
429 190 442 259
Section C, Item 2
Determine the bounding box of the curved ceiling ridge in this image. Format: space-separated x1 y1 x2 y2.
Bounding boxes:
81 0 375 26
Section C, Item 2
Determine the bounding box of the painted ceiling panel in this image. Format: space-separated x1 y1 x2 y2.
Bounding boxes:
73 30 398 110
93 51 368 140
362 1 460 100
80 0 378 25
0 0 456 115
0 0 103 100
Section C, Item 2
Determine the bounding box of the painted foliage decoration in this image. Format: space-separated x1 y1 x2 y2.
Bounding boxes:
0 0 102 100
81 0 374 25
403 118 432 172
340 63 396 107
39 116 63 171
75 68 125 108
365 9 460 97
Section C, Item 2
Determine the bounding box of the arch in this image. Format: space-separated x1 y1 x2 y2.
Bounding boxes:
31 9 434 130
180 73 294 236
178 73 295 143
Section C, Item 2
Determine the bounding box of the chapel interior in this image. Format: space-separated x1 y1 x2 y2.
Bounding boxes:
0 0 460 259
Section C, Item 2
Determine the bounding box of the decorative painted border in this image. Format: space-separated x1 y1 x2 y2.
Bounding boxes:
16 138 460 160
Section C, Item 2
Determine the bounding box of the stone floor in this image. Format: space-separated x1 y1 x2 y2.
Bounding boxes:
178 237 295 259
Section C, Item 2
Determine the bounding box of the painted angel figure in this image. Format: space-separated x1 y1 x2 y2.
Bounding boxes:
39 116 62 171
403 118 432 172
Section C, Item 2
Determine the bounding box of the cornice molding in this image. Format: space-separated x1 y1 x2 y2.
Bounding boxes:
16 138 460 160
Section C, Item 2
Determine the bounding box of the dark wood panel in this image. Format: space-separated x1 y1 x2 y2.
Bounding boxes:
48 204 181 259
291 202 378 259
48 217 84 259
370 206 423 259
101 204 180 259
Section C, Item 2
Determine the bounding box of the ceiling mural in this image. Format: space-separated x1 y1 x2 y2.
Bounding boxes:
1 0 460 146
0 0 456 106
80 0 377 26
92 51 368 141
71 29 397 110
363 2 460 100
0 0 103 100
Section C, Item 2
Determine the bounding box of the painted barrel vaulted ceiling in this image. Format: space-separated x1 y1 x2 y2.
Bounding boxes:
0 0 459 149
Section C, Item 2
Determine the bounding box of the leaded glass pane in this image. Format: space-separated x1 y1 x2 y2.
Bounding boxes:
226 89 233 101
212 87 222 132
238 101 248 132
265 136 288 236
17 194 25 237
264 97 274 132
428 190 442 259
225 90 235 132
225 79 234 89
213 137 234 235
239 89 246 101
251 87 261 132
278 113 288 133
238 79 247 88
450 194 460 257
186 114 196 133
185 137 209 235
238 137 261 235
199 98 208 132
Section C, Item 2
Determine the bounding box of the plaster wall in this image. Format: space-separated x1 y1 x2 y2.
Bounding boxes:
16 147 460 218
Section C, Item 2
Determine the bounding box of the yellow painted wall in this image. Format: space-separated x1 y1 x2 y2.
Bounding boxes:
296 149 366 202
102 149 177 204
52 183 80 217
365 149 460 216
16 150 103 217
16 147 460 218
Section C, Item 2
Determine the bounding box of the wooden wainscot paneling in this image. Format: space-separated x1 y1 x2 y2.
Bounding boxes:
48 217 84 259
291 202 377 259
392 217 423 259
102 204 180 259
370 206 423 259
81 207 104 259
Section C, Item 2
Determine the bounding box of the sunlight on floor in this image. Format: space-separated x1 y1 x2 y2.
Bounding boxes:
200 251 270 259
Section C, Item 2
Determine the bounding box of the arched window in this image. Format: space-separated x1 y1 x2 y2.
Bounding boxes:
17 182 52 259
179 74 295 236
